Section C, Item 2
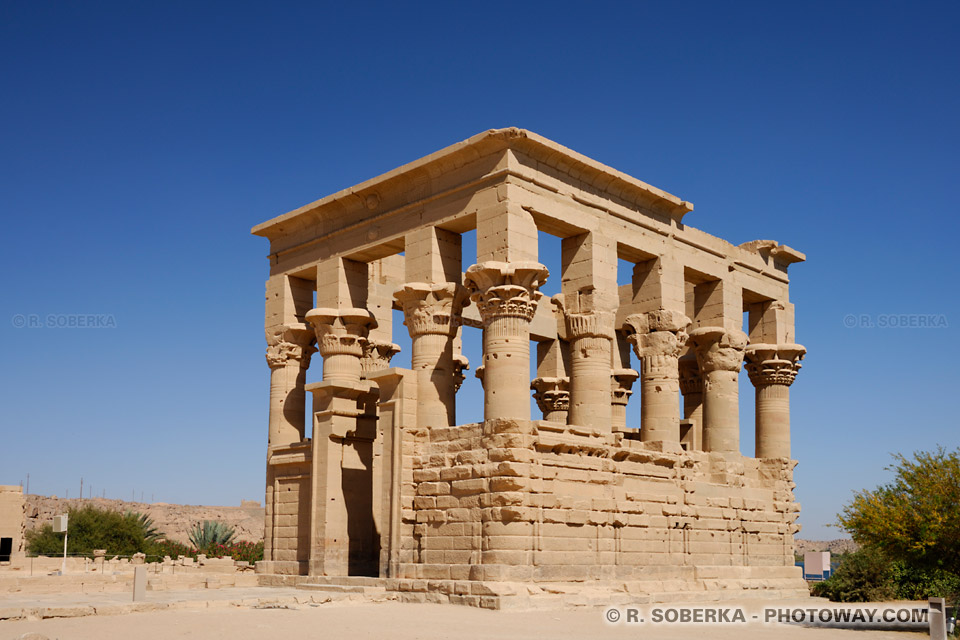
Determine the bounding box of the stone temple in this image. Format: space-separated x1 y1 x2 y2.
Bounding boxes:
251 128 808 607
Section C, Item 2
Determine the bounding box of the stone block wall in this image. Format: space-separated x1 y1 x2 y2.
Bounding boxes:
401 419 801 592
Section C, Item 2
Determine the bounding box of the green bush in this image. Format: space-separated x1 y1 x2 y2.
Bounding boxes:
207 540 264 563
147 538 198 560
26 506 159 557
891 562 960 601
810 547 895 602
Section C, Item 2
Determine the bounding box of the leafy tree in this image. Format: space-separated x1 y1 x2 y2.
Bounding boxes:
188 520 237 552
26 505 157 557
838 447 960 582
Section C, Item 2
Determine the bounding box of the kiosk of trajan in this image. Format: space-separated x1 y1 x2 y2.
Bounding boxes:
252 128 808 608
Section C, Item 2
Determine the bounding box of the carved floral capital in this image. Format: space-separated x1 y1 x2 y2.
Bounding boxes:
265 324 317 369
394 282 468 337
744 343 806 387
688 327 748 374
463 261 548 324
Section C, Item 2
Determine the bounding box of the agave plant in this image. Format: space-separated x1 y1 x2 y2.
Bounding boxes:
188 520 236 551
125 511 162 542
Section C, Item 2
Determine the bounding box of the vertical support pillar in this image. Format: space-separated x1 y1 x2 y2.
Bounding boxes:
610 368 639 431
688 327 747 453
266 325 316 446
744 298 804 459
610 333 638 431
623 310 689 442
362 255 403 375
464 262 548 421
558 231 618 431
744 343 805 459
395 283 466 428
531 339 570 423
397 226 465 428
620 256 688 442
563 309 615 429
678 355 703 450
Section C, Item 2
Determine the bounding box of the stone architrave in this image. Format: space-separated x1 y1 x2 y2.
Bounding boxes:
464 261 548 421
688 327 748 453
744 343 805 459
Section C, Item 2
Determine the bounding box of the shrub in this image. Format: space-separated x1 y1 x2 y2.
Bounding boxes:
147 539 198 560
810 547 895 602
207 540 264 563
891 562 960 601
26 505 157 557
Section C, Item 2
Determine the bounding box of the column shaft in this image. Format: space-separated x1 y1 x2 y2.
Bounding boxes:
756 384 790 458
464 262 548 422
689 327 747 454
623 311 689 443
483 313 534 420
701 369 740 452
745 343 805 459
411 332 456 427
567 328 613 429
266 325 315 447
639 353 682 442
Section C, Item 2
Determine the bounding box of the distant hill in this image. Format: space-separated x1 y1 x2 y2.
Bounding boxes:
24 495 264 544
795 538 859 555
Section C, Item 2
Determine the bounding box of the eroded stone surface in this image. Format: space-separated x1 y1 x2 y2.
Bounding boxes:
251 128 807 603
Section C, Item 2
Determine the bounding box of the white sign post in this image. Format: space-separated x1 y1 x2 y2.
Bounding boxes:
52 514 68 574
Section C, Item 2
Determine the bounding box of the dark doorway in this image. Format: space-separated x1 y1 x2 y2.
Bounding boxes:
0 537 12 562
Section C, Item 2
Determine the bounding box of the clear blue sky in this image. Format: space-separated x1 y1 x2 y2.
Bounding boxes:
1 1 957 539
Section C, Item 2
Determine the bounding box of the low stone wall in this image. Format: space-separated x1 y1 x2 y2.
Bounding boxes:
396 418 804 601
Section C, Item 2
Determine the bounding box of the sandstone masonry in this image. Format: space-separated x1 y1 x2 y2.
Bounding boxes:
251 128 807 607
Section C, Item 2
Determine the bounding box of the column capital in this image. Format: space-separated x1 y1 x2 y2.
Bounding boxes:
531 376 570 416
610 368 639 403
464 261 549 323
678 356 703 396
360 340 401 374
453 354 470 392
265 323 317 369
305 307 376 358
563 309 616 340
688 327 748 373
622 310 690 359
394 282 468 337
744 343 806 387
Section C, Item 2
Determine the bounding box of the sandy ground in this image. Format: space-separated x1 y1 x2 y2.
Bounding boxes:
1 598 928 640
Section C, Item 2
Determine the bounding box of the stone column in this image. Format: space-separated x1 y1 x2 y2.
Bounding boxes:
623 310 690 443
265 324 316 447
688 327 748 453
610 368 639 431
464 261 548 421
744 343 805 459
562 310 615 430
394 282 466 429
678 355 703 450
305 307 376 384
530 377 569 423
